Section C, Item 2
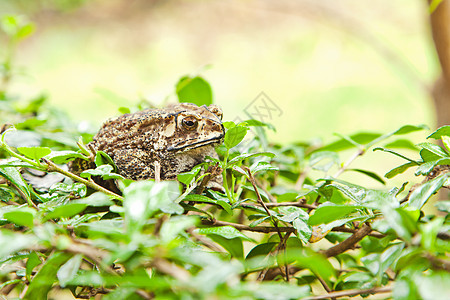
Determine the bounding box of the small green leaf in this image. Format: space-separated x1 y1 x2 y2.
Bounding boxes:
26 252 41 281
385 162 417 179
17 146 51 161
184 194 232 215
427 125 450 139
176 76 213 106
373 147 419 164
417 142 449 158
384 139 418 151
123 181 182 234
57 254 83 287
246 242 277 260
0 166 32 201
348 169 385 185
309 203 362 225
0 230 37 258
209 235 244 259
4 209 35 228
224 125 248 149
44 203 88 221
94 151 117 168
81 164 124 180
45 150 87 164
177 165 201 185
24 252 72 299
408 174 449 210
228 152 275 165
196 226 254 241
293 218 312 244
309 151 340 172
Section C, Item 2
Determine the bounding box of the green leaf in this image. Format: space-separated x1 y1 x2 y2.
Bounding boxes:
228 152 275 165
24 252 72 299
373 147 419 164
384 139 418 150
385 162 419 179
435 201 450 213
4 208 35 228
417 142 449 158
0 230 37 258
348 169 385 184
196 226 254 242
381 207 418 241
160 215 198 244
184 194 232 215
293 218 312 244
366 124 428 148
427 125 450 139
80 164 124 180
44 203 88 221
94 151 117 169
416 271 450 300
17 146 51 161
26 252 41 281
123 181 183 234
284 248 336 280
246 242 277 260
57 254 83 287
224 125 248 149
309 151 340 172
73 192 114 207
408 174 449 210
177 165 201 185
209 235 244 259
0 166 32 201
320 132 381 152
309 203 363 225
176 76 213 106
45 150 87 164
248 282 310 299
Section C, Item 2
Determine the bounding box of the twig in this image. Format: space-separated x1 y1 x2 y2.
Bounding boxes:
151 258 190 282
303 286 392 300
255 178 276 203
333 149 365 178
200 219 383 238
186 227 224 252
243 166 283 240
254 201 317 210
316 274 335 300
154 161 161 183
43 158 123 201
322 223 372 257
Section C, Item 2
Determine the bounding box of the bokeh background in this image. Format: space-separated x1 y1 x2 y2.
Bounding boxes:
1 0 444 140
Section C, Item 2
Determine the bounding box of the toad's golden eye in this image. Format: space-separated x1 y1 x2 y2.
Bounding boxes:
182 117 198 130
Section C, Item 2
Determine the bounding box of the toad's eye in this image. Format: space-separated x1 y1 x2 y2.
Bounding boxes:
182 117 198 130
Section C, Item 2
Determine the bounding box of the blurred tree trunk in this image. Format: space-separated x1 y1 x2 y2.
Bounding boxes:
429 0 450 128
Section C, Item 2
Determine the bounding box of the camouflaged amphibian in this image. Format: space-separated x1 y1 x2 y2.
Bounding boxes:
72 103 224 185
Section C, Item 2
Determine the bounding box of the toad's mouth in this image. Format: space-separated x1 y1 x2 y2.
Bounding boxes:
167 134 224 152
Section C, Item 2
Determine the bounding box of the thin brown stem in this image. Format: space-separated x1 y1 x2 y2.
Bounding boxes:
43 158 123 201
322 223 372 258
303 286 391 300
333 149 365 178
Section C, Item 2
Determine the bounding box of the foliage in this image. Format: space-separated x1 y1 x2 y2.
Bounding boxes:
0 14 449 300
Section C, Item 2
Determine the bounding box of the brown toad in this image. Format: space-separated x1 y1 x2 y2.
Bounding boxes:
72 103 224 185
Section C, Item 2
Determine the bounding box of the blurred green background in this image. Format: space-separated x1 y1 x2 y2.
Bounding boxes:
1 0 438 142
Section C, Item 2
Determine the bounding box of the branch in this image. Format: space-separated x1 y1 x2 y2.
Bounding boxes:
43 158 123 201
322 223 372 258
303 286 391 300
201 219 383 238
